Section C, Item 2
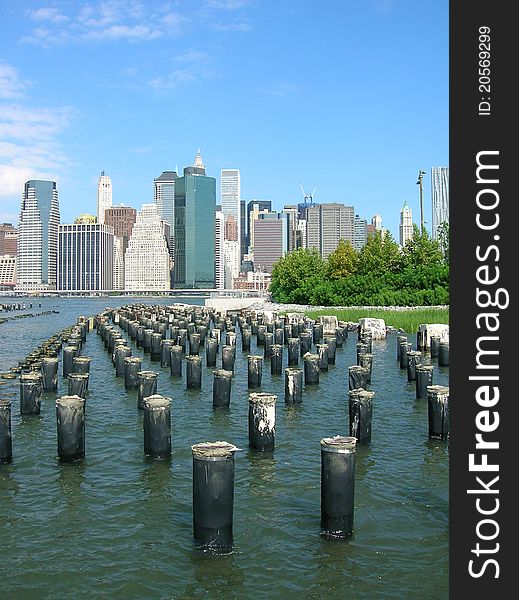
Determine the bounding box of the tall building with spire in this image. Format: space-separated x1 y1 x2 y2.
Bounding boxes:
97 171 112 225
124 204 170 290
16 180 60 291
174 150 215 288
399 202 414 247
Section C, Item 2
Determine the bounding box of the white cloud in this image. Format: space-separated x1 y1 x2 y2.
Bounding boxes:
262 82 301 97
0 63 31 99
0 63 74 220
210 21 253 32
30 7 70 23
21 1 186 46
174 50 211 64
204 0 253 9
19 0 251 46
84 24 163 42
148 69 197 90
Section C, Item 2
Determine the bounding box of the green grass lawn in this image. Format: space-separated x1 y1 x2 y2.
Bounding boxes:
303 307 449 333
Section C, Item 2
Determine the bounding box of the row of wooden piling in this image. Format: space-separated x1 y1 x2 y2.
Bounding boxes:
1 302 449 550
95 304 357 543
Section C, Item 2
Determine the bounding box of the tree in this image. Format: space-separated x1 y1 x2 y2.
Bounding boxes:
436 221 449 262
401 225 444 268
270 248 325 303
356 230 402 276
326 239 358 279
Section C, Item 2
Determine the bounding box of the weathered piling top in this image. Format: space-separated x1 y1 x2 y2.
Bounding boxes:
320 435 357 452
191 441 240 458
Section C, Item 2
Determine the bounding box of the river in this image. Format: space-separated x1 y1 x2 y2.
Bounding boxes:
0 296 449 600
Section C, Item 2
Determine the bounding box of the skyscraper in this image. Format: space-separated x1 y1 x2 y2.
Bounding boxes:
215 210 225 289
0 223 17 256
57 222 114 291
252 212 289 273
174 151 216 288
283 205 300 252
16 180 60 291
306 203 354 259
371 214 383 231
240 199 247 262
105 206 137 291
221 169 240 240
223 240 240 287
104 206 137 247
353 214 368 251
97 171 112 225
367 214 387 239
125 204 170 290
154 170 177 254
0 256 16 289
221 169 241 287
113 236 125 291
399 202 414 246
247 200 272 254
431 167 449 239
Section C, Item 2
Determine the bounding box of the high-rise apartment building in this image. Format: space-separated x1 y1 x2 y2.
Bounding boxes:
57 223 114 291
16 180 60 291
399 202 414 246
97 171 112 225
125 204 170 291
252 212 288 273
0 223 17 256
174 152 216 288
247 200 272 253
306 203 354 259
215 210 225 290
154 170 177 255
431 166 449 239
353 214 368 251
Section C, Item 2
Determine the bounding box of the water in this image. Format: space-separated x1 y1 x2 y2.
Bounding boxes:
0 297 449 599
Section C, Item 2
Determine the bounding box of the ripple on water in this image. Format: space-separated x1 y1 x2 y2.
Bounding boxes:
1 300 449 599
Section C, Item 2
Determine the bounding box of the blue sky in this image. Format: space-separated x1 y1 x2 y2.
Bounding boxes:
0 0 448 239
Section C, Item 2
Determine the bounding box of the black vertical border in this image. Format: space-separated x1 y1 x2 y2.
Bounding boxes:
450 1 512 597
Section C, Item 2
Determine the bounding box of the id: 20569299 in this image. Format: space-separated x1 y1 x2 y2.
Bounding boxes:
478 26 491 116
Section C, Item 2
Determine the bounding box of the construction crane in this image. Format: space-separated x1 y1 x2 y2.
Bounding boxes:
299 183 317 205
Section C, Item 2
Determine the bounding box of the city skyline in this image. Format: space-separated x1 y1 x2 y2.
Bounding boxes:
0 1 448 239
